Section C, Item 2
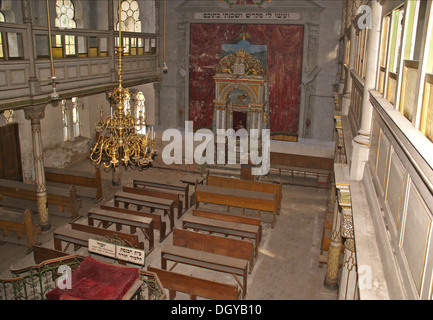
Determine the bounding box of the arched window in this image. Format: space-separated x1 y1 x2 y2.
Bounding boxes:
55 0 76 56
116 0 141 55
62 97 80 141
62 99 69 141
123 99 131 115
135 91 146 134
71 97 80 138
117 0 141 33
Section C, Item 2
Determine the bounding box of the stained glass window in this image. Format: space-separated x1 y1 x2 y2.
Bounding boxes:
117 1 141 33
72 97 80 138
62 99 69 141
55 0 76 56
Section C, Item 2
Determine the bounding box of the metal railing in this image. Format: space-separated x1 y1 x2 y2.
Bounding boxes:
0 255 166 300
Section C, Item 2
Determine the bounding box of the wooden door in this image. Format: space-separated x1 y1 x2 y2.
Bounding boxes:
0 122 23 181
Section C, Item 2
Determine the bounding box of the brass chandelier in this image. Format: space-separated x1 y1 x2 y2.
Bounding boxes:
90 0 156 169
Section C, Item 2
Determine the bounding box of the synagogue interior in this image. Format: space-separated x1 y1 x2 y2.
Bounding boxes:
0 0 432 301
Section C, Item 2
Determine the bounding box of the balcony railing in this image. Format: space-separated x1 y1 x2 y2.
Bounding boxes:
0 255 166 300
0 22 159 109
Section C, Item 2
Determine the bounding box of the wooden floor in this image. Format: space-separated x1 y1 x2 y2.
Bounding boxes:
0 159 337 300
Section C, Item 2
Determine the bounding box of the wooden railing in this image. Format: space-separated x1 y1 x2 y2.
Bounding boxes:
0 23 159 110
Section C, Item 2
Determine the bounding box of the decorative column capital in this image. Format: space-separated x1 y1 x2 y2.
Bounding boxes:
153 81 161 93
24 105 46 121
21 0 32 24
337 187 354 239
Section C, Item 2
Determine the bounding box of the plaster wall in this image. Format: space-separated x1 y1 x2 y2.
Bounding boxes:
306 0 342 141
159 0 183 129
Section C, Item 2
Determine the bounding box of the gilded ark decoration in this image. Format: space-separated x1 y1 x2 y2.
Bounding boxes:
216 49 266 76
213 37 268 134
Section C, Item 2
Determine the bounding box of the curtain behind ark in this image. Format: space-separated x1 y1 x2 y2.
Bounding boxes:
189 23 304 137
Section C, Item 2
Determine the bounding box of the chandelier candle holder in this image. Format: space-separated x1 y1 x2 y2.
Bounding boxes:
90 0 156 169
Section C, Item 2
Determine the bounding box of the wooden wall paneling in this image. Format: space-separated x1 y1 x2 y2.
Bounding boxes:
0 123 23 181
400 181 432 297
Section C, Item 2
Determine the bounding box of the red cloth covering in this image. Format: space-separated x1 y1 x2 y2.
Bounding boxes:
46 257 140 300
189 24 304 136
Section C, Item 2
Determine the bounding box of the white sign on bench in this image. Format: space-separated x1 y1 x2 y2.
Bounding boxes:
88 239 145 266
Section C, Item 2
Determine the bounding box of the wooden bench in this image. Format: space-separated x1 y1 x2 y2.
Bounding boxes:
113 191 175 233
270 152 333 187
133 179 190 209
123 186 184 219
100 203 170 242
53 222 145 253
195 184 277 228
161 229 248 297
44 166 103 202
180 175 205 187
0 208 41 249
182 214 261 258
88 207 154 253
33 245 70 264
0 179 81 220
206 174 282 212
192 208 262 252
147 266 241 300
192 208 261 236
171 228 254 273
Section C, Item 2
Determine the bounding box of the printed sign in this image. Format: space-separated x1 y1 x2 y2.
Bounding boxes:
88 239 145 266
88 239 116 258
116 246 145 265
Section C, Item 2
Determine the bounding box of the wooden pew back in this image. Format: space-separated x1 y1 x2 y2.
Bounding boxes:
0 179 81 220
133 179 189 208
33 245 70 264
172 228 253 268
192 208 262 244
147 266 240 300
0 208 40 249
123 186 184 218
99 204 169 242
45 166 103 202
192 208 261 226
70 221 144 250
206 174 281 210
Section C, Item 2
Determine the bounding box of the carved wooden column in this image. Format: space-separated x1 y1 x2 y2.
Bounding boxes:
24 105 50 231
324 186 342 290
337 188 359 300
